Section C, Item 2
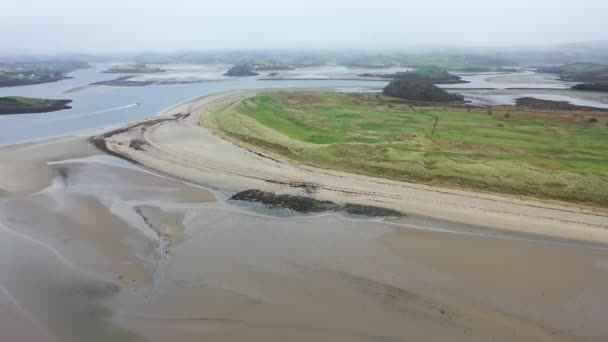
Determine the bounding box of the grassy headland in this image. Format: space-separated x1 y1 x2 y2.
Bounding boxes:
207 91 608 206
0 96 72 114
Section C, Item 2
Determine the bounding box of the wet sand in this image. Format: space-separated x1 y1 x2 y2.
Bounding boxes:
1 93 608 341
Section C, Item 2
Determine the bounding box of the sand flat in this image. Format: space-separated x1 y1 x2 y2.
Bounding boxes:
0 92 607 341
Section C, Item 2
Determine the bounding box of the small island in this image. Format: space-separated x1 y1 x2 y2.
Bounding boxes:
223 64 259 77
383 79 464 102
571 83 608 92
0 96 72 114
103 64 165 73
361 68 465 84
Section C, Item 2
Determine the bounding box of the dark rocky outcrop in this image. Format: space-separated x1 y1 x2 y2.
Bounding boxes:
230 189 404 217
383 79 464 102
223 64 259 77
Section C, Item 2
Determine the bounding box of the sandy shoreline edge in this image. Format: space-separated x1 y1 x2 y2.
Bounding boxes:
2 89 605 242
71 88 606 244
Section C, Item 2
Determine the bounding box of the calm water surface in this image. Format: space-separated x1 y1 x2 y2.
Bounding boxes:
0 65 604 145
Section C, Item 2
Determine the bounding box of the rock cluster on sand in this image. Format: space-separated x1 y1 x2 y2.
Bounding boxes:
230 189 404 217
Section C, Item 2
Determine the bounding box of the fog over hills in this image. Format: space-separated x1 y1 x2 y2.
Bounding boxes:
2 0 607 55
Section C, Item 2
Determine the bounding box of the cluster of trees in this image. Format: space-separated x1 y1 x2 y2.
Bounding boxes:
223 64 259 77
383 79 464 102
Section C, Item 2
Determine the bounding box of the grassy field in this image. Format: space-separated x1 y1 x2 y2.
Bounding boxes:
0 96 49 106
207 92 608 206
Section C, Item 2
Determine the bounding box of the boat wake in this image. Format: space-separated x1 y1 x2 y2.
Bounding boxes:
58 103 140 120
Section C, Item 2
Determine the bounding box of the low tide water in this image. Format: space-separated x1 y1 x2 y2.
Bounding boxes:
0 64 606 146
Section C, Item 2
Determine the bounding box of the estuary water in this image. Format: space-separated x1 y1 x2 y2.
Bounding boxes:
0 64 388 145
0 64 606 145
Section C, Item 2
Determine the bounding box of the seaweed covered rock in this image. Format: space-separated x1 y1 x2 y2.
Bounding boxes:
230 189 404 217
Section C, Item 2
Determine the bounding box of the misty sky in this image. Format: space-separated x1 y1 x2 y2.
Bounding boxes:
2 0 607 54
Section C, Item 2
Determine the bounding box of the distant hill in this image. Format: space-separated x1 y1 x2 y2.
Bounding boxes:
383 79 464 102
537 63 608 82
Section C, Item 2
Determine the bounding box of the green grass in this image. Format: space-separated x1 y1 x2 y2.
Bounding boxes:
2 96 49 106
209 92 608 206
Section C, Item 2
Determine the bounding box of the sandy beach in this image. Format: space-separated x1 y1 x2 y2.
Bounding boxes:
1 91 608 341
96 89 608 242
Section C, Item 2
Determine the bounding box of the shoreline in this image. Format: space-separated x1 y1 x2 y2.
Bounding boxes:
2 91 608 341
91 89 608 244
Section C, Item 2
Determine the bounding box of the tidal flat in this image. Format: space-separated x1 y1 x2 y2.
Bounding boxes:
1 127 607 341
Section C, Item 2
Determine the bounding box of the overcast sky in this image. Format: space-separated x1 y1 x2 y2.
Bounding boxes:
2 0 607 54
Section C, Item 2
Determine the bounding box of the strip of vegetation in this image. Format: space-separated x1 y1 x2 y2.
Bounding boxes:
0 96 72 114
208 91 608 207
103 64 165 73
515 97 608 112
